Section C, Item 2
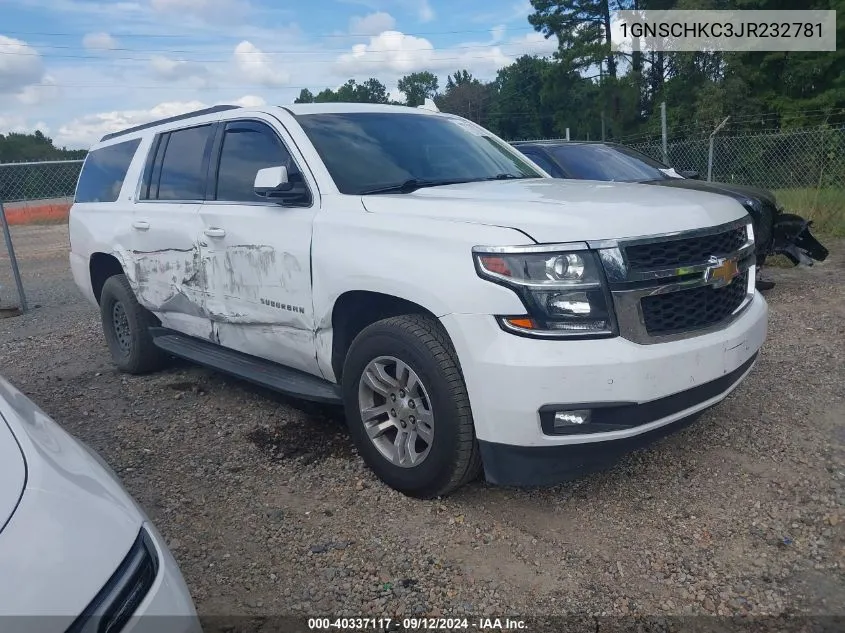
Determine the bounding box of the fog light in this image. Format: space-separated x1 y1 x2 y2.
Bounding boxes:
553 409 591 429
547 291 591 316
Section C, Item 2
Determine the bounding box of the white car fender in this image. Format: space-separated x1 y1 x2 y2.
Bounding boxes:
311 208 530 382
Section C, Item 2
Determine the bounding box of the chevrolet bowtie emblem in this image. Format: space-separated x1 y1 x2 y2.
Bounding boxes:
704 256 740 288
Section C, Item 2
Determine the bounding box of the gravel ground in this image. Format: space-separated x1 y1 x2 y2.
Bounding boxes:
1 224 843 621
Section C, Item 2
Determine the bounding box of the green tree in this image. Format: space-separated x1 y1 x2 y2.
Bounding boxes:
294 88 315 103
357 78 390 103
436 70 495 123
398 71 439 106
529 0 631 79
445 70 476 91
314 88 339 103
0 130 87 163
487 56 557 139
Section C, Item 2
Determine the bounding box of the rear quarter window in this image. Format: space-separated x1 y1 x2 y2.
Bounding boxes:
74 139 141 203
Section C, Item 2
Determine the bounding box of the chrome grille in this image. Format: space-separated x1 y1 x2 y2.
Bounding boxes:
641 271 749 335
594 219 756 345
625 225 747 270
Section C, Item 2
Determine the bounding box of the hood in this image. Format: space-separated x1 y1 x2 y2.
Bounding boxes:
361 178 750 242
0 376 143 619
646 178 778 208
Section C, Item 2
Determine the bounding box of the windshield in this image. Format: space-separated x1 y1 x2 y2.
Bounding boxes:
296 112 542 195
550 144 671 183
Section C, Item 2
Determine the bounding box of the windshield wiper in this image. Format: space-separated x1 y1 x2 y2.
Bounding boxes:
360 178 477 195
360 174 538 195
484 173 540 180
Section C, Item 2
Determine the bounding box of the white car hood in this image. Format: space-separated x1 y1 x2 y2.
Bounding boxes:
361 178 749 242
0 377 143 621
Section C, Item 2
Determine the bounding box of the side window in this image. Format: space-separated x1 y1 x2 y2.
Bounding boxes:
522 150 558 176
156 125 212 201
74 139 141 203
214 121 301 203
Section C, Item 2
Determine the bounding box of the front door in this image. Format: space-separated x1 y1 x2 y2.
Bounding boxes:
199 117 319 376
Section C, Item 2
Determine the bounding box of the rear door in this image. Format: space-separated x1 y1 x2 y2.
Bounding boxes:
199 116 320 375
131 123 214 339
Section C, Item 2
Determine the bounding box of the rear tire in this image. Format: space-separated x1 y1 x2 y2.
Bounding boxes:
342 314 481 498
100 274 168 374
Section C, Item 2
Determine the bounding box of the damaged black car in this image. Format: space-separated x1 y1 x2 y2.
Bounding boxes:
512 140 829 291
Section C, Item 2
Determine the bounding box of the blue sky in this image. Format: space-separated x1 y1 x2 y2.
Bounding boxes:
0 0 556 148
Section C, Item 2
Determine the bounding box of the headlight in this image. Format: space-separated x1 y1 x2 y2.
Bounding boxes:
473 245 617 338
66 528 159 633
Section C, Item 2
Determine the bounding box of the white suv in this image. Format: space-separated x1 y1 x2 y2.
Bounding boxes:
69 103 768 497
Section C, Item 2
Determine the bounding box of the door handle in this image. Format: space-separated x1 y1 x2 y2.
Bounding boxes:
203 228 226 238
132 220 150 231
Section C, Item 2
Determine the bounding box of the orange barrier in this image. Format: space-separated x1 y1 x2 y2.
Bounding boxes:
2 200 71 226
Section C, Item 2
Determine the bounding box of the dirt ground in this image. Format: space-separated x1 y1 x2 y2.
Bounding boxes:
1 224 843 621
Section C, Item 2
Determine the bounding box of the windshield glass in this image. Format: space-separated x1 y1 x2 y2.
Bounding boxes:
550 144 670 182
296 112 542 195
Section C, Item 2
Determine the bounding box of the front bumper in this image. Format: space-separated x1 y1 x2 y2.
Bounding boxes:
440 292 768 486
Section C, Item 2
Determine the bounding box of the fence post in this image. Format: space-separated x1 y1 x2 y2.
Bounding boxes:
601 111 606 141
660 102 668 164
707 116 730 182
565 128 570 141
0 200 28 313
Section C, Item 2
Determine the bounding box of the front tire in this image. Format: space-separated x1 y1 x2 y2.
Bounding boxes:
100 274 167 374
342 314 481 498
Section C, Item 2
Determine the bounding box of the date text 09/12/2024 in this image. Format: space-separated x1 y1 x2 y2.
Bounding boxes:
307 618 527 630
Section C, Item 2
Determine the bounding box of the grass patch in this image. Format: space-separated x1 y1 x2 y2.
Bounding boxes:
773 188 845 237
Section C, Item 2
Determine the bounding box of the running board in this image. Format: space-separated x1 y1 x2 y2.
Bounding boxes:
149 328 342 405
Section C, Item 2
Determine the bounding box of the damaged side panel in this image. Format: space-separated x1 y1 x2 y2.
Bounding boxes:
131 246 209 317
127 203 214 341
198 202 321 377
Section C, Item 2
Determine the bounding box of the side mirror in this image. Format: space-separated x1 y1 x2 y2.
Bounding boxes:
678 169 700 180
254 166 293 197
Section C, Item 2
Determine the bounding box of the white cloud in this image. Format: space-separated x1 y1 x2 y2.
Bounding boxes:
336 30 544 77
233 41 290 88
0 114 49 135
54 96 267 148
490 25 507 44
337 31 436 75
82 32 118 50
55 100 207 148
0 36 44 94
17 74 60 105
510 31 558 56
233 94 266 107
150 56 211 85
349 11 396 36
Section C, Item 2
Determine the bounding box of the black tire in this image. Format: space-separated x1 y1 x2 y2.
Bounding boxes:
99 274 168 374
342 314 481 498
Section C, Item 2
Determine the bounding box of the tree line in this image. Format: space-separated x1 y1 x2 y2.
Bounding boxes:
0 130 87 163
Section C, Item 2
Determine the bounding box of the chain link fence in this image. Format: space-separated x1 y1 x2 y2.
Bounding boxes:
514 124 845 191
0 159 83 311
624 125 845 191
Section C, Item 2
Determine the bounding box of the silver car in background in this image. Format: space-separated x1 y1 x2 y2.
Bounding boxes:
0 376 199 633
